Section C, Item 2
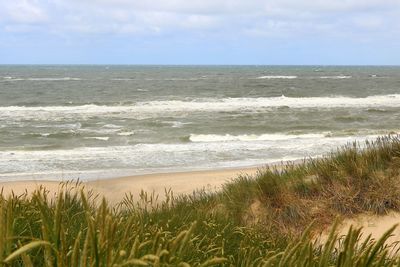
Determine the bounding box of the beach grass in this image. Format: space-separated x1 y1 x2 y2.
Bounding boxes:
2 135 400 265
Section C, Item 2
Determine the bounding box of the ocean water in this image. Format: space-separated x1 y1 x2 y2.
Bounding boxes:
0 65 399 181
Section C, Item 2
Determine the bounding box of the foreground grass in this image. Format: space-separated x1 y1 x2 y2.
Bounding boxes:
2 135 400 266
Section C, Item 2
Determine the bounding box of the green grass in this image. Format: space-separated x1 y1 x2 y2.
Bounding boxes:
2 135 400 266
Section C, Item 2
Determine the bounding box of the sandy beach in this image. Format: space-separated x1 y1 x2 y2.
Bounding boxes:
2 162 400 244
0 166 262 204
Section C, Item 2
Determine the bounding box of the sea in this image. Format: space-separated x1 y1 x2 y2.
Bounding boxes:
0 65 399 181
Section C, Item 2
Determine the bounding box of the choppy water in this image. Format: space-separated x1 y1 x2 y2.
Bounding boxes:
1 65 399 180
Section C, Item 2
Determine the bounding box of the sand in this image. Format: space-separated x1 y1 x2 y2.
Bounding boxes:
0 166 262 204
334 212 400 245
4 164 400 245
315 211 400 255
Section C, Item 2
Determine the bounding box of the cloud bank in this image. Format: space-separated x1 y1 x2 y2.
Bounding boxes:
0 0 399 64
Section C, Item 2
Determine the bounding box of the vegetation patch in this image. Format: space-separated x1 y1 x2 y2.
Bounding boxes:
2 135 400 265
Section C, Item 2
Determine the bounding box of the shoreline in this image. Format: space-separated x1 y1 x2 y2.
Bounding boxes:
0 165 265 204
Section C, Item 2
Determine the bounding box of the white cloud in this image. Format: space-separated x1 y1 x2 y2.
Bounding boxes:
1 0 47 24
0 0 399 41
69 0 264 15
352 15 383 29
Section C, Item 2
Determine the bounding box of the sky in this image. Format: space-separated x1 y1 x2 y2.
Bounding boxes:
0 0 400 65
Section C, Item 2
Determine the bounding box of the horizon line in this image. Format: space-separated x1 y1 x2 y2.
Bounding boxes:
1 64 400 67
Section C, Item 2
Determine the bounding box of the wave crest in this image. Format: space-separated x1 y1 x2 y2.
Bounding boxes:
256 75 297 79
320 75 352 79
189 133 325 142
1 94 400 120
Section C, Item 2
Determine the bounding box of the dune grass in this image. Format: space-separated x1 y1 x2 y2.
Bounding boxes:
2 135 400 265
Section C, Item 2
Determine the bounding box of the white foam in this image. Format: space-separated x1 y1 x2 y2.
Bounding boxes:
0 134 386 181
84 137 109 141
163 77 204 81
171 121 184 128
29 77 81 81
3 77 81 81
320 75 352 79
256 75 297 79
80 128 119 135
1 78 24 81
163 121 191 128
40 133 51 137
1 94 400 121
102 124 123 129
117 131 135 136
189 133 325 142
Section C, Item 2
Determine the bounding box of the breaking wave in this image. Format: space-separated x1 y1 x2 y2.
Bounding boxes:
188 133 325 142
256 75 297 79
1 94 400 120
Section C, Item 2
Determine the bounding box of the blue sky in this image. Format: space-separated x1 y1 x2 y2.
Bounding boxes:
0 0 399 64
